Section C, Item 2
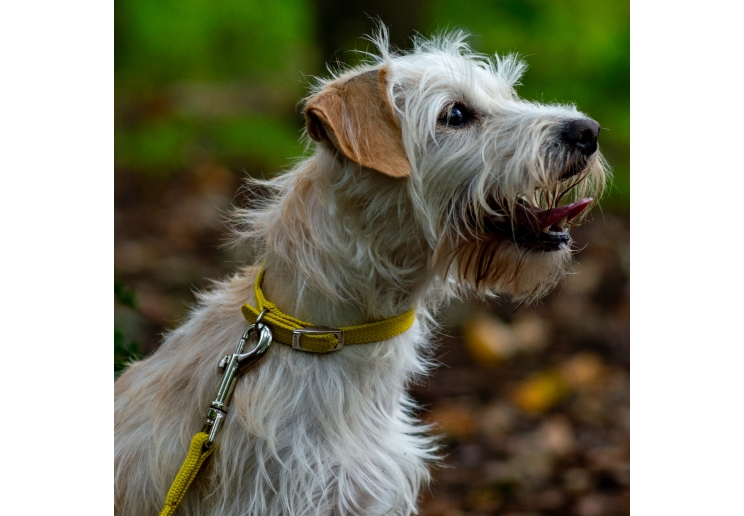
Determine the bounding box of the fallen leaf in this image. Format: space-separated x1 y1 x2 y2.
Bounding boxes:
538 415 576 456
513 371 568 413
462 313 518 365
426 402 476 439
512 314 550 353
559 352 605 389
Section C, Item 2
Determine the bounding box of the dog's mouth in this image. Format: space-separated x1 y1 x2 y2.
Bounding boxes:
480 196 593 251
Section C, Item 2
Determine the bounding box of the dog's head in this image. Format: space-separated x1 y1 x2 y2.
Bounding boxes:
303 31 608 303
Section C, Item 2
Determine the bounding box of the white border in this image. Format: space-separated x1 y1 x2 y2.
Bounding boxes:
632 1 744 514
0 1 112 511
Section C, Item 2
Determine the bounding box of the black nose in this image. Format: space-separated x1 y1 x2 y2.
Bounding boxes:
562 118 600 156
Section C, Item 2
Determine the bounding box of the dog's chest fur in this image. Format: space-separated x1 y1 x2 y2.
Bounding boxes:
115 266 436 516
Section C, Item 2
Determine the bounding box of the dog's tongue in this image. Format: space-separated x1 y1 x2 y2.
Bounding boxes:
515 198 593 231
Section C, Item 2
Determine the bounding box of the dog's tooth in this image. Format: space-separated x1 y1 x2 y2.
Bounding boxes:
556 216 568 229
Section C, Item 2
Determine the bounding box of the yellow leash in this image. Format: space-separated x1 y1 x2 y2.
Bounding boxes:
158 269 416 514
157 313 273 516
241 268 416 353
158 432 215 516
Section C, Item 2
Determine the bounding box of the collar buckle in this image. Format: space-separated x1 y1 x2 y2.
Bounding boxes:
291 326 345 352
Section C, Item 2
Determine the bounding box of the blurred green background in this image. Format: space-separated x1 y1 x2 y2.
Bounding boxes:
115 0 629 208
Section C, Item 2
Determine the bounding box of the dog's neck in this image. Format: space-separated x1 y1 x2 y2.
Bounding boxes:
256 149 434 328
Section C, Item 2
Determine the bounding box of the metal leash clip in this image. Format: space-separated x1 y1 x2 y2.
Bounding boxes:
202 309 272 448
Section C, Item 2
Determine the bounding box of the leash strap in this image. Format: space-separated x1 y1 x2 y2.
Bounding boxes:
158 318 272 516
242 268 416 353
158 432 215 516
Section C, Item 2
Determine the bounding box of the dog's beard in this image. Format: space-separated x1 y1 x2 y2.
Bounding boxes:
434 236 573 302
432 154 606 302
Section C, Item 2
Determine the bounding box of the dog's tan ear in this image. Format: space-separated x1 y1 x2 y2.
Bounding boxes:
305 68 411 178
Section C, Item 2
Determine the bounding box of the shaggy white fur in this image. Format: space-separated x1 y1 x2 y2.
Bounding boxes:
115 28 608 516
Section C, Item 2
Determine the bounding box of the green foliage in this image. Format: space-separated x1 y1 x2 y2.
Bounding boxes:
114 328 141 377
114 275 137 310
114 275 141 376
115 115 305 175
115 0 316 177
115 0 315 85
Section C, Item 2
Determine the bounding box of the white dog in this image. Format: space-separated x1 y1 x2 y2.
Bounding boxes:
115 29 607 516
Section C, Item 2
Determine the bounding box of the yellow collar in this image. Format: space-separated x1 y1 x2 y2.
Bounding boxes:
241 268 416 353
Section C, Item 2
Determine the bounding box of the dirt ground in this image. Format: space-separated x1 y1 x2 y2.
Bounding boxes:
115 164 629 516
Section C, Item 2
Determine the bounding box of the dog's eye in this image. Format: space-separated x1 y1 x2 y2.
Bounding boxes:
440 103 472 128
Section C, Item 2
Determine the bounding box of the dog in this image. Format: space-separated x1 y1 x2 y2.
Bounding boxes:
114 28 607 516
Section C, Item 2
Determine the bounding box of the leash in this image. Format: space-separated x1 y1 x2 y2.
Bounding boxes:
157 432 214 516
158 310 272 516
242 267 416 353
158 269 416 515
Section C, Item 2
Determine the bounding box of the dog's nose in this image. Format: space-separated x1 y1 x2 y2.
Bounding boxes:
562 119 600 156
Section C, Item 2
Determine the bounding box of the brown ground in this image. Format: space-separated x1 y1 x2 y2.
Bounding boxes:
115 164 629 516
